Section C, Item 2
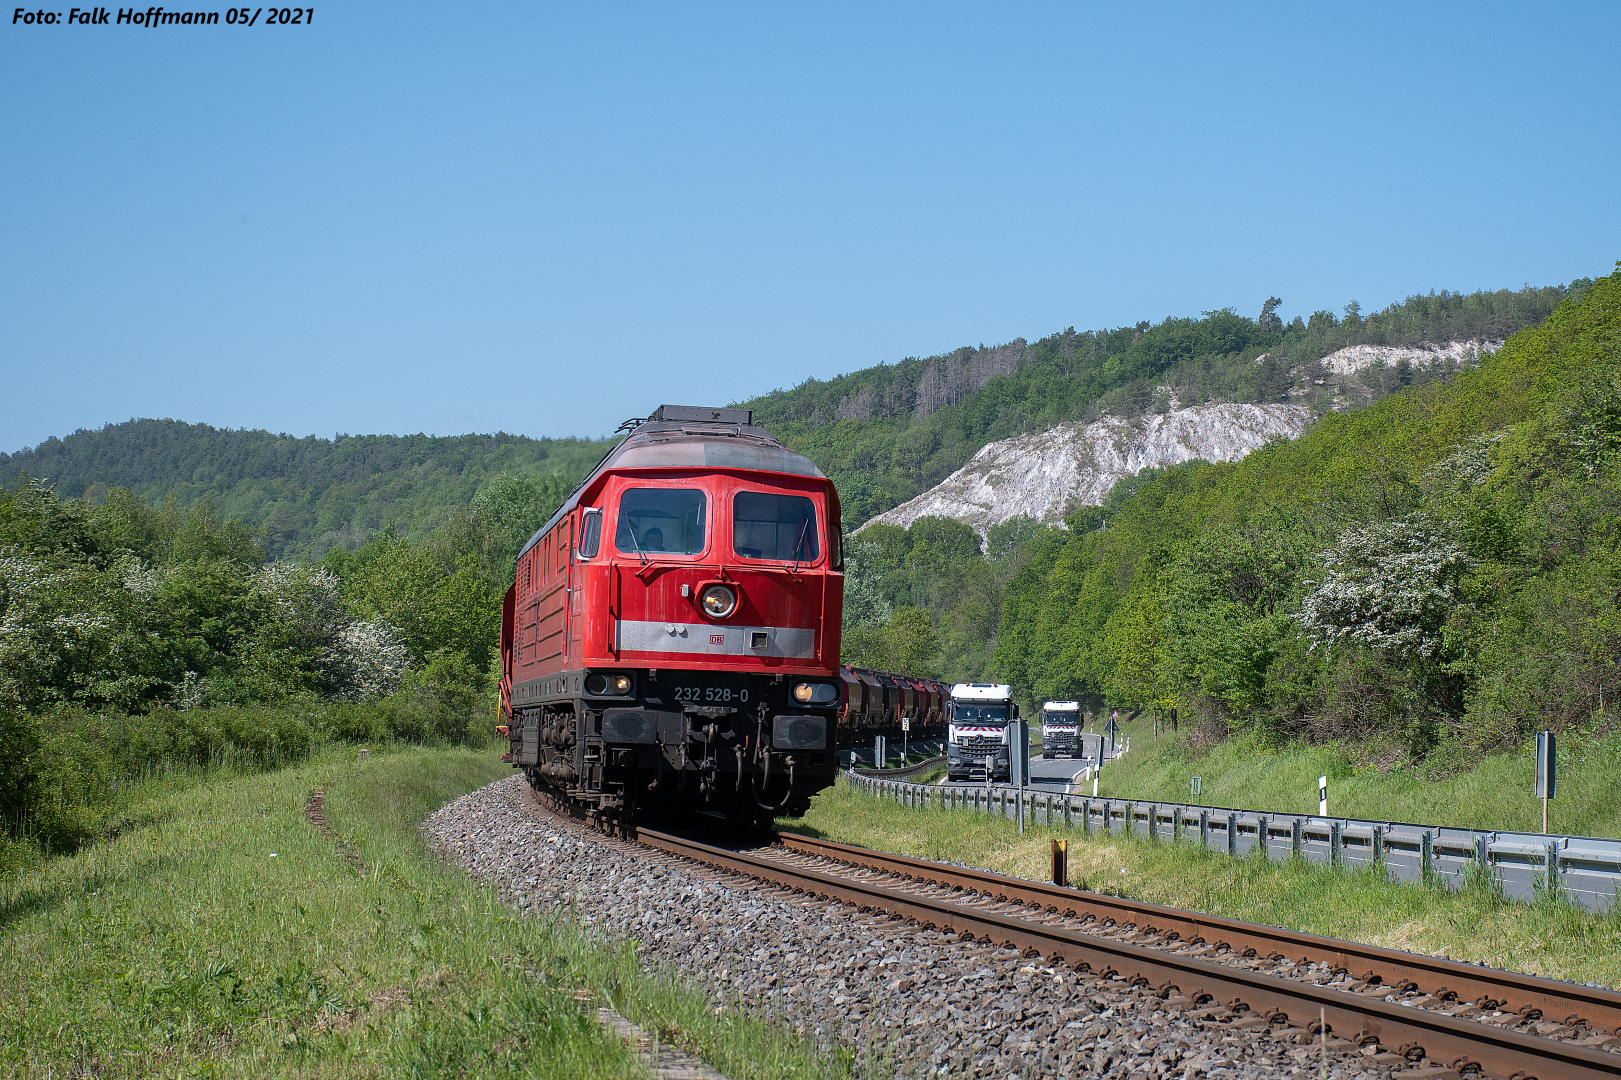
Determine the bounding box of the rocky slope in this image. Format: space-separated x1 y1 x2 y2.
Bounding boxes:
861 403 1311 536
1315 338 1502 377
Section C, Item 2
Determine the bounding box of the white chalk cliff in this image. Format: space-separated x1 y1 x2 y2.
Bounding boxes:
1315 339 1501 377
860 403 1312 536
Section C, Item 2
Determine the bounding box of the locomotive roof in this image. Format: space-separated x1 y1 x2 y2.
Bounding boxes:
517 408 826 562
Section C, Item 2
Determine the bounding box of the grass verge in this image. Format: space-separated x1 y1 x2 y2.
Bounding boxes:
2 746 842 1079
1085 718 1621 838
783 776 1621 989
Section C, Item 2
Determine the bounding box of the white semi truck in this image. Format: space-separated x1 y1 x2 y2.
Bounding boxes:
1040 700 1082 759
945 683 1016 783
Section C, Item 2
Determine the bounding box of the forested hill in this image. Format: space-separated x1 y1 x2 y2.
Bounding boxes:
990 263 1621 767
0 420 615 560
741 282 1584 525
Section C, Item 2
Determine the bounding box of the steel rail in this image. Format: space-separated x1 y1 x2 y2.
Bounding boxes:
777 831 1621 1039
636 827 1621 1080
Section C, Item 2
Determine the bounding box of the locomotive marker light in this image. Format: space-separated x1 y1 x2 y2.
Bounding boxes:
585 673 634 696
792 682 838 704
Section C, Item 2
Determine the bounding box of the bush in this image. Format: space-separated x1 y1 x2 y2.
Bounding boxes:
1 681 496 858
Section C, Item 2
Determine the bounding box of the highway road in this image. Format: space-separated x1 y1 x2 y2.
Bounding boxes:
848 732 1126 793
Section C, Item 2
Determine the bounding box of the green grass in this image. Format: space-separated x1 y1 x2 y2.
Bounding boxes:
784 776 1621 989
1090 719 1621 839
2 746 844 1079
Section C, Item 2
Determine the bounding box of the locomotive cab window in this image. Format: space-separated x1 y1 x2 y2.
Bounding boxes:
578 508 602 559
615 488 707 556
732 492 819 562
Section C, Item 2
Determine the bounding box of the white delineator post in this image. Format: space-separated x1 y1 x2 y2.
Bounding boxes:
1318 776 1328 817
1535 731 1555 835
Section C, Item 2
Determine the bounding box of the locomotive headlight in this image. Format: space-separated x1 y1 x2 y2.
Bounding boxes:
792 682 838 704
610 674 633 695
700 584 736 618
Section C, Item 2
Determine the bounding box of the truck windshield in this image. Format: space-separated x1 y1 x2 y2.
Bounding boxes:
953 704 1007 723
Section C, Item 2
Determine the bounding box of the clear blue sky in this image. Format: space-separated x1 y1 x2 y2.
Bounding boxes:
4 2 1618 452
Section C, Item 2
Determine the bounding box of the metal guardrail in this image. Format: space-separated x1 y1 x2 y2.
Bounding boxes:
843 771 1621 913
851 755 944 782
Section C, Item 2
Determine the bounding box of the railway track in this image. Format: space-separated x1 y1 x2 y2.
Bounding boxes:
623 824 1621 1080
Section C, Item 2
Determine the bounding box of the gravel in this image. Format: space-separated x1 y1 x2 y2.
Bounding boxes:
425 775 1406 1079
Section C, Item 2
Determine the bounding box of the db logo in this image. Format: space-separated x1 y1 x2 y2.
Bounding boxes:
709 634 725 645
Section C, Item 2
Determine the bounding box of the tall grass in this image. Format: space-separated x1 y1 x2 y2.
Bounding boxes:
0 745 844 1079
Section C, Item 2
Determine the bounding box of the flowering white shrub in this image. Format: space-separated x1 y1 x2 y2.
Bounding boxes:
1424 431 1507 489
326 620 410 701
0 548 129 709
252 564 346 648
118 556 169 598
249 564 411 700
1296 516 1472 659
172 670 208 711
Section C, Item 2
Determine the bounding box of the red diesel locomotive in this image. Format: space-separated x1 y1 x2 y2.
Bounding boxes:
501 405 844 829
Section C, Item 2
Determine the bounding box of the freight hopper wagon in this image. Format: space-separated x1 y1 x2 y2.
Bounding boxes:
836 666 948 746
500 406 845 831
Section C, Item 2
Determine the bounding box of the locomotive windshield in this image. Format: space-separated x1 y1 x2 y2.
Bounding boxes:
953 704 1008 723
732 491 819 562
615 488 707 555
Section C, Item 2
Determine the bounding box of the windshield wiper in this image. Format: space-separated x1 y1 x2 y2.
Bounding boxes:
790 519 810 573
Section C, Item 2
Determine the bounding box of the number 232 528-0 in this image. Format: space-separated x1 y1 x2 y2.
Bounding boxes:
672 687 751 703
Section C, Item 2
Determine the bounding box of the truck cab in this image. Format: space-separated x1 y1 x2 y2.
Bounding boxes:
946 682 1015 782
1040 700 1082 759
